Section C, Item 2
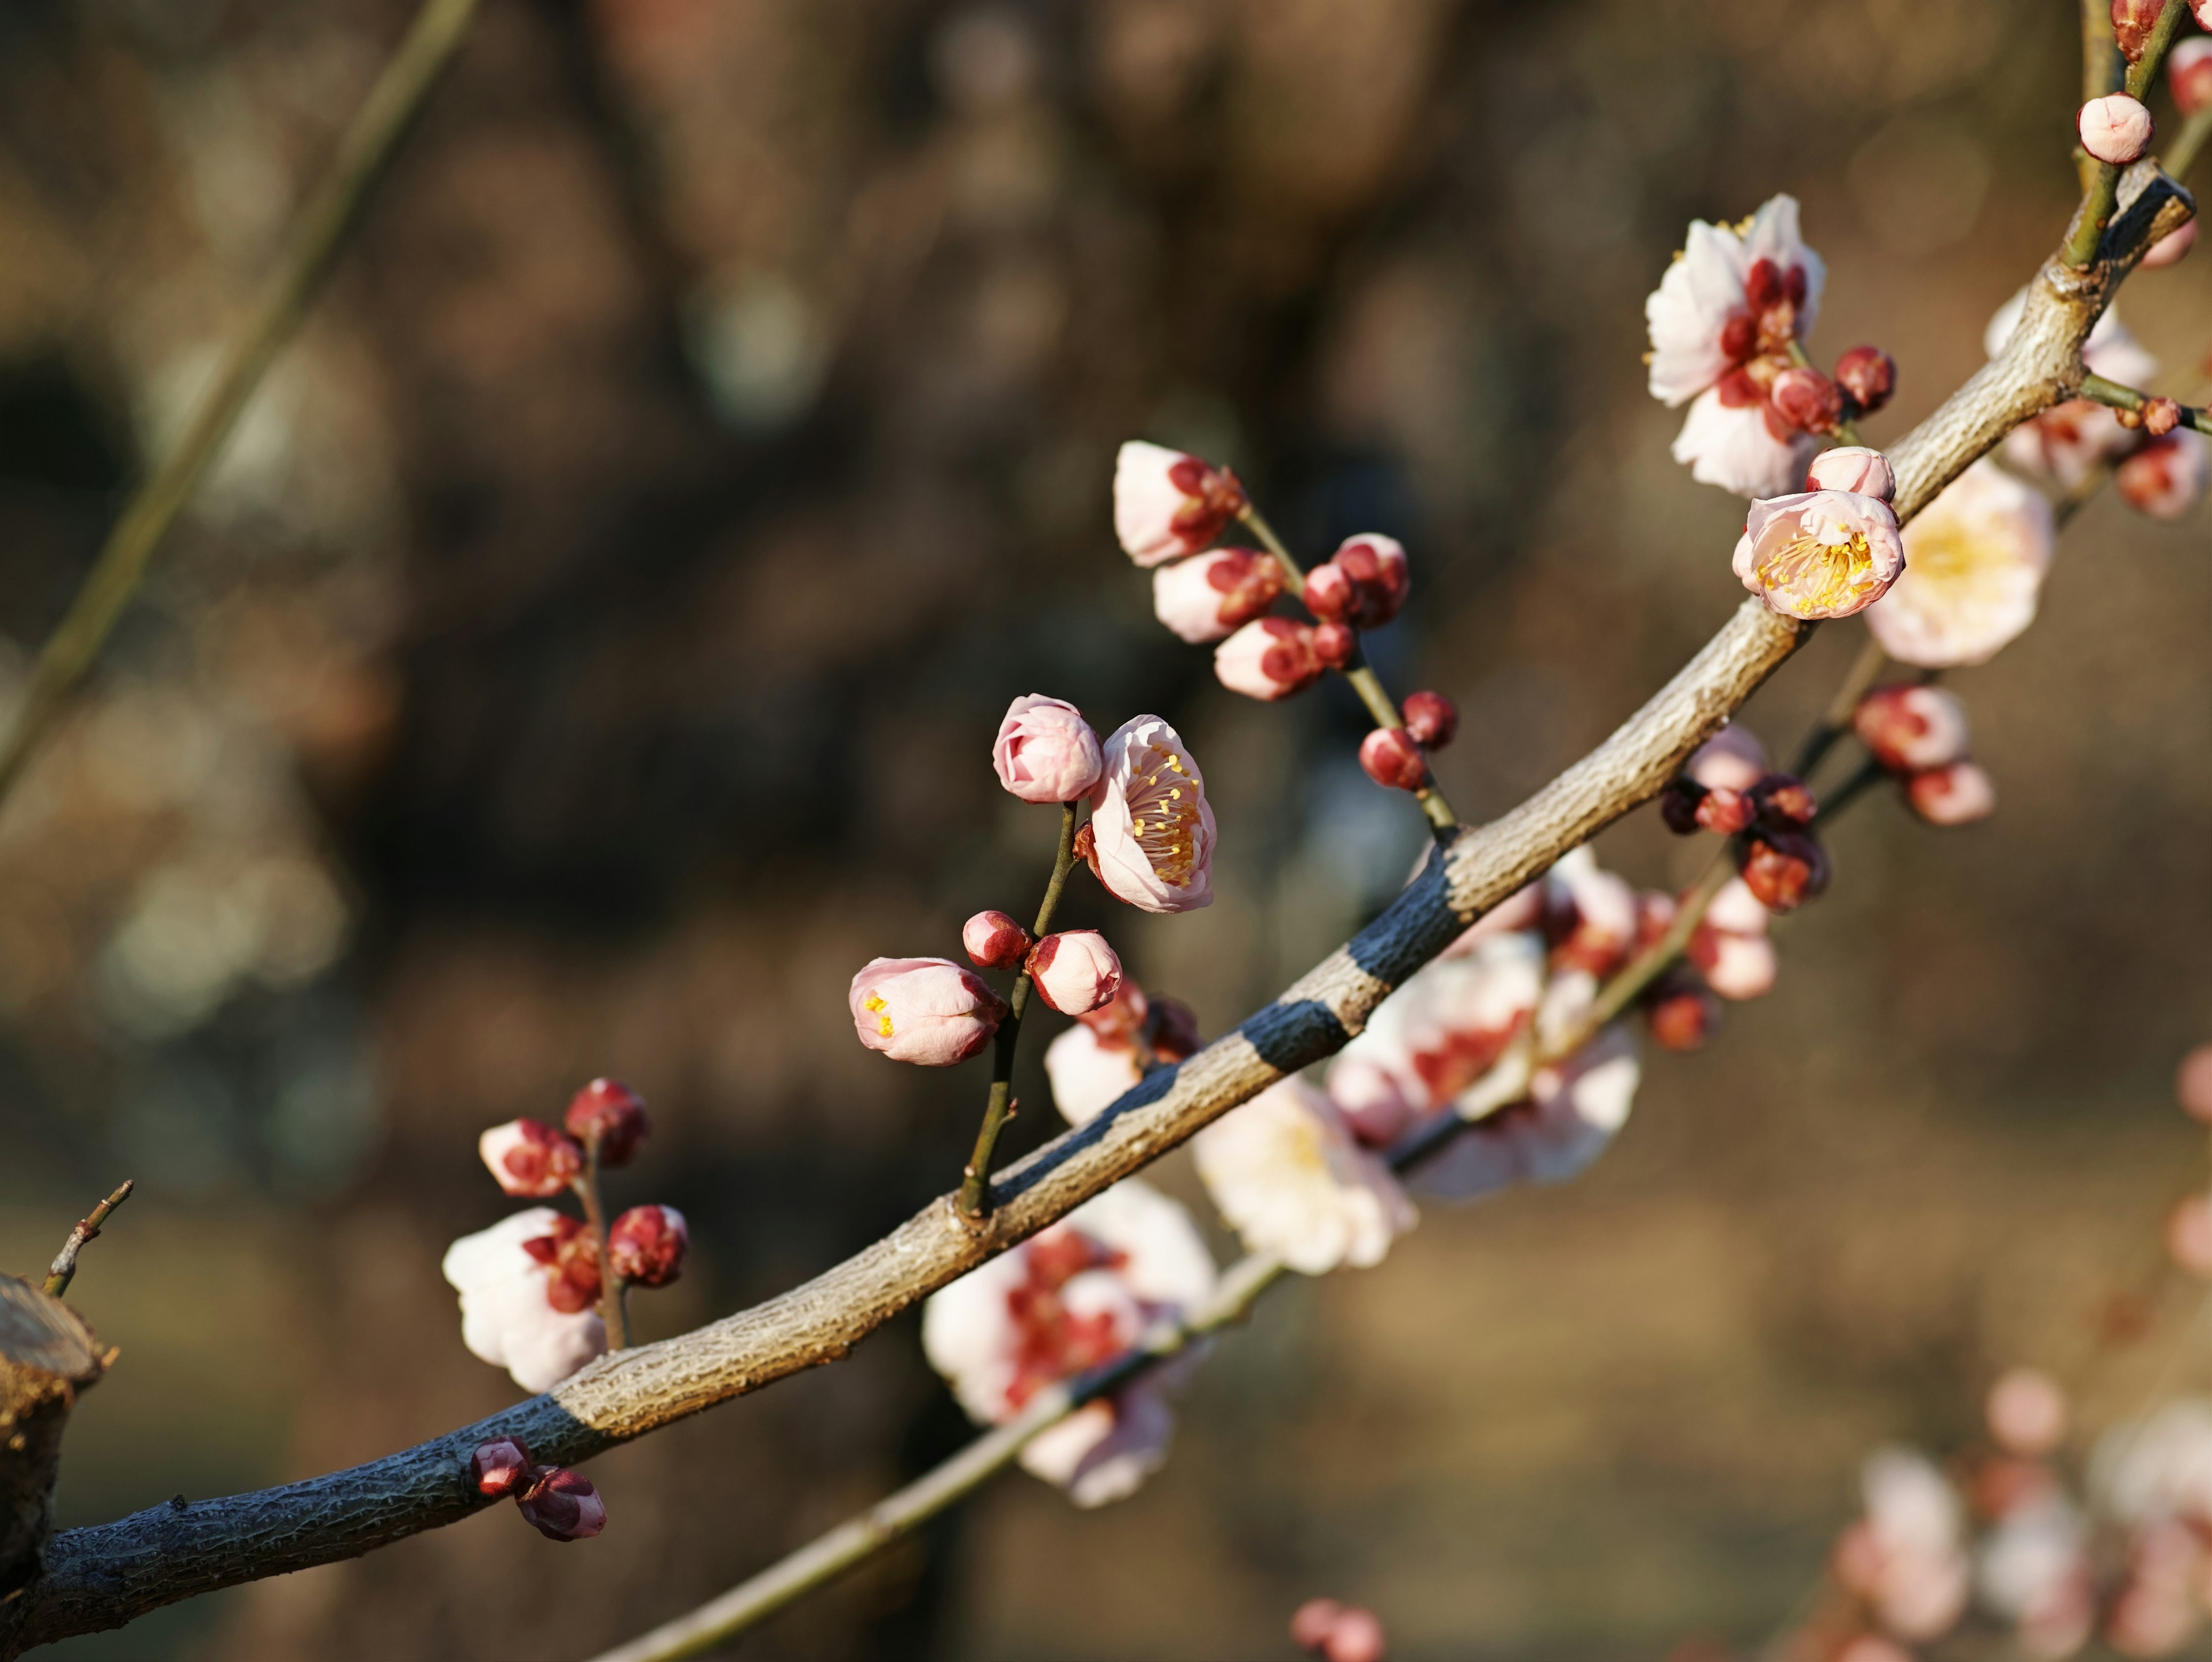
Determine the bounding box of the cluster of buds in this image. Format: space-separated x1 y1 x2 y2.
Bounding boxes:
469 1436 607 1542
480 1079 658 1198
1853 685 1997 828
1290 1597 1389 1662
1660 733 1830 913
1359 690 1457 794
1205 532 1416 704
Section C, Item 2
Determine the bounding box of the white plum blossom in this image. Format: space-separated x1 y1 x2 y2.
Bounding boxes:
1408 1024 1642 1203
1193 1078 1416 1274
1327 932 1544 1127
441 1209 608 1394
2092 1399 2212 1525
1869 460 2055 668
1044 1020 1143 1126
1086 715 1217 914
1846 1448 1972 1643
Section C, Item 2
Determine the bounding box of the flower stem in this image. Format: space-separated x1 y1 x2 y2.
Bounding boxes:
0 0 480 813
1237 505 1461 838
575 1152 631 1350
958 800 1081 1221
2066 0 2188 268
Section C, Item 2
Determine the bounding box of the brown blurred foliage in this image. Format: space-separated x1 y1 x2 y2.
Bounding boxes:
1 0 2210 1657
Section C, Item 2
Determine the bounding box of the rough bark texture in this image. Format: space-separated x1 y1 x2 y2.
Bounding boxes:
0 1279 103 1603
0 168 2194 1660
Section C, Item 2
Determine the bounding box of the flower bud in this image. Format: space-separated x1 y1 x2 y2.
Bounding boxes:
2142 221 2197 268
849 957 1009 1065
1311 621 1358 669
1214 618 1323 701
1740 830 1830 913
1113 441 1247 566
1150 548 1284 644
1748 772 1817 828
1302 561 1354 622
479 1119 585 1198
2177 1044 2212 1124
1027 930 1124 1016
1659 777 1706 835
1321 1608 1387 1662
2195 0 2212 30
1358 728 1427 792
1905 762 1996 827
993 695 1104 803
1853 684 1969 773
1834 347 1897 417
1645 972 1719 1051
1291 1599 1348 1650
565 1078 650 1167
963 909 1033 970
1144 995 1203 1063
470 1436 534 1497
2143 397 2184 437
1985 1366 2067 1456
1806 445 1897 502
607 1204 688 1288
2172 37 2212 115
1698 786 1755 835
2167 1193 2212 1277
1771 366 1844 435
1305 535 1410 629
2116 430 2211 519
2080 94 2154 165
514 1466 607 1542
1401 690 1458 749
2113 0 2169 60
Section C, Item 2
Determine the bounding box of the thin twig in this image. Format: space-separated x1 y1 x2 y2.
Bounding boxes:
2165 109 2212 185
574 1153 631 1350
42 1180 136 1300
0 0 481 811
2078 371 2212 432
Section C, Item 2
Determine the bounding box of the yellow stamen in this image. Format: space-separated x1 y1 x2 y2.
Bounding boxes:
877 1016 894 1037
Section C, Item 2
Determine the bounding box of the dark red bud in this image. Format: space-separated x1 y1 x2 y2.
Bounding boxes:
1695 786 1755 835
1358 728 1427 792
515 1466 607 1542
1834 346 1897 415
1401 691 1458 749
1744 258 1783 309
2113 0 2169 61
1770 367 1844 436
607 1204 689 1288
1740 830 1830 914
1143 995 1203 1064
1659 778 1707 836
1748 772 1817 828
1206 548 1286 631
1311 621 1358 669
565 1078 650 1167
1644 972 1720 1052
1302 562 1354 622
471 1437 533 1497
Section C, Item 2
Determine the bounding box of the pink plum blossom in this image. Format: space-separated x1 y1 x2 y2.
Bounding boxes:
1870 460 2055 667
849 956 1008 1065
2093 1399 2212 1524
1855 685 1972 773
1409 1024 1643 1202
1327 933 1545 1122
1671 384 1819 499
993 695 1104 804
2143 221 2197 268
1027 930 1123 1016
2080 94 2153 165
442 1209 608 1392
1689 877 1777 1001
1906 762 1997 827
1732 488 1906 620
1193 1078 1416 1274
1808 445 1897 501
2116 431 2211 520
1976 1496 2092 1659
479 1118 584 1198
1993 296 2159 491
1113 441 1247 566
1543 846 1639 978
1085 715 1216 913
1044 1019 1143 1126
921 1178 1215 1506
2173 37 2212 115
607 1204 688 1288
963 908 1032 970
1150 548 1284 643
1214 618 1323 701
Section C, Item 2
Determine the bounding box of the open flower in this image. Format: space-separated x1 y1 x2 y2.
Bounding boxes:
2116 430 2211 520
1327 932 1545 1134
1113 441 1248 566
1152 548 1284 643
442 1209 608 1393
1408 1025 1643 1202
993 695 1104 804
1689 877 1777 1001
1086 716 1216 913
1867 461 2055 667
1193 1078 1415 1274
1991 296 2158 491
1646 195 1827 497
922 1178 1216 1507
849 957 1008 1065
1733 489 1906 620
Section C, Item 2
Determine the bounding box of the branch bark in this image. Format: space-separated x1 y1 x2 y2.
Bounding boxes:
0 1281 105 1603
0 171 2194 1659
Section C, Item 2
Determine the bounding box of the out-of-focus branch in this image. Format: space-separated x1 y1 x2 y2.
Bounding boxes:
2167 109 2212 185
0 1281 105 1600
0 0 479 813
2 109 2191 1662
41 1180 135 1300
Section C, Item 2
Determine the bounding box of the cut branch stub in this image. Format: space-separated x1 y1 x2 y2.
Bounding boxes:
0 1277 104 1597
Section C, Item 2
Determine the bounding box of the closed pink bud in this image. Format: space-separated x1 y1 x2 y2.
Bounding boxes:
1740 830 1829 913
2172 37 2212 115
2177 1044 2212 1123
2116 431 2211 519
1113 441 1248 566
963 909 1033 970
607 1204 688 1288
565 1079 649 1167
2080 94 2154 165
849 956 1009 1065
470 1437 534 1497
1771 366 1844 435
1358 728 1427 792
1027 930 1123 1016
1302 561 1354 622
1834 347 1897 415
1806 446 1897 502
1311 620 1358 669
1985 1367 2068 1456
1401 690 1457 749
2143 397 2184 437
1906 762 1996 826
2143 221 2197 268
1291 1599 1347 1650
1306 535 1410 629
1215 617 1323 700
1854 685 1970 773
1150 548 1285 643
993 695 1104 803
514 1466 607 1542
479 1119 585 1198
2113 0 2169 60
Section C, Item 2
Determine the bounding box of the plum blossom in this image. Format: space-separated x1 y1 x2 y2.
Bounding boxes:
1838 1448 1972 1642
1906 762 1997 827
1215 618 1323 701
2092 1400 2212 1525
963 908 1032 970
2117 431 2211 520
1192 1078 1415 1274
1113 441 1247 566
1869 460 2055 667
442 1209 608 1392
1152 548 1283 643
565 1077 649 1165
922 1178 1216 1506
479 1118 584 1198
1689 877 1777 1001
1045 1020 1143 1126
1408 1024 1642 1202
849 957 1008 1065
1085 716 1216 913
2079 94 2153 165
1646 195 1827 497
1977 1496 2093 1660
1992 296 2160 491
1686 724 1769 792
993 695 1104 804
1027 930 1123 1016
1733 488 1906 620
1854 685 1971 773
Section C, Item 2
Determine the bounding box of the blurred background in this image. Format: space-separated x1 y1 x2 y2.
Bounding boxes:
1 0 2209 1656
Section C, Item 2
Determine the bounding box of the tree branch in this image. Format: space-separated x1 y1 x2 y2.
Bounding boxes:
0 1282 105 1600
